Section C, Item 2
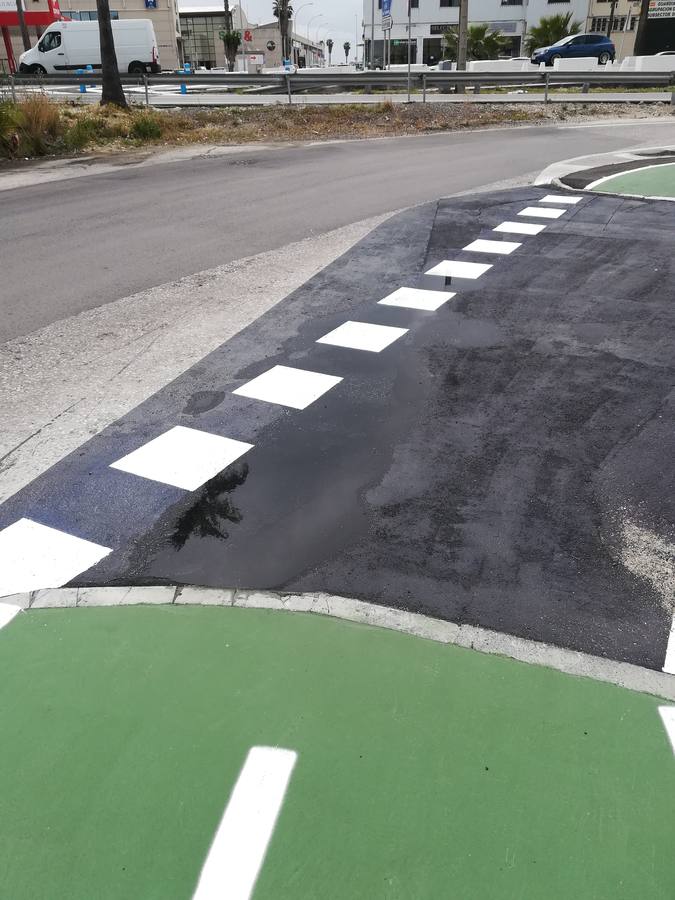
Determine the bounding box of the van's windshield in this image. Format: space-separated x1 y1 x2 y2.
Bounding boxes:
39 31 61 52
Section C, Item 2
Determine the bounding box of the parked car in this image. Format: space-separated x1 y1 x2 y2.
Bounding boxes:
531 33 615 66
18 19 160 75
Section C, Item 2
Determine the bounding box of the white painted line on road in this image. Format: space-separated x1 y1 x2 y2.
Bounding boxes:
110 426 253 491
425 260 493 280
494 221 546 236
0 604 21 631
663 617 675 675
192 746 297 900
539 194 582 205
0 518 111 596
658 707 675 756
317 321 408 353
518 207 566 220
233 365 343 411
378 287 455 311
463 239 521 255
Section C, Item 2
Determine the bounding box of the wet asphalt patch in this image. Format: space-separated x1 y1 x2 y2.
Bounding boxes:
1 187 674 670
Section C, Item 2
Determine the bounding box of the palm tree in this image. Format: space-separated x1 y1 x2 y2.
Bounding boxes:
343 41 350 64
272 0 293 62
443 24 510 61
15 0 31 53
222 0 241 71
525 13 581 55
326 38 334 65
96 0 126 107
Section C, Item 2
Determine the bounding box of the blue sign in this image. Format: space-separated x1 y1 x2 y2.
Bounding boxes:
382 0 392 15
145 0 157 8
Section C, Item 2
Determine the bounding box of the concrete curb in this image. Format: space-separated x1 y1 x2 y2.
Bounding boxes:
3 586 675 701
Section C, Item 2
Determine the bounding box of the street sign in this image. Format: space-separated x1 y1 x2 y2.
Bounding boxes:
382 0 392 30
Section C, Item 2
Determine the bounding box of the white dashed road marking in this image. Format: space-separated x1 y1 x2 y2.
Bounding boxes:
463 239 522 256
663 617 675 675
518 207 566 220
539 194 582 205
378 287 455 311
0 604 21 631
233 365 343 411
0 518 111 597
658 707 675 756
110 426 254 491
317 321 408 353
494 221 547 236
425 260 493 279
192 746 297 900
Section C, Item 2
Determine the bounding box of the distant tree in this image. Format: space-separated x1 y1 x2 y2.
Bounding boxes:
273 0 293 62
443 24 510 61
326 37 334 65
343 40 351 63
96 0 127 107
525 13 581 55
221 0 241 71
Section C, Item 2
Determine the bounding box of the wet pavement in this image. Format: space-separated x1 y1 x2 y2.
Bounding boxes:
2 187 674 669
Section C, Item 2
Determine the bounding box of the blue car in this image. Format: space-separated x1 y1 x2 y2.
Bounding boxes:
531 33 616 66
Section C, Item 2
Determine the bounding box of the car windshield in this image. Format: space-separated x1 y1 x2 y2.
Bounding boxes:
551 35 577 47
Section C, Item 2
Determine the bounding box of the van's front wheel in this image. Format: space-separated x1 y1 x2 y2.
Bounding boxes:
128 62 147 74
31 64 47 75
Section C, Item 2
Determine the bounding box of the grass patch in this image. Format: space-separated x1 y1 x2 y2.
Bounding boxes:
0 94 671 161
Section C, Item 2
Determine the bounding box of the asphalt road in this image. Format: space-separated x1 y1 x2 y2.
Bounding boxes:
2 186 673 670
2 117 674 342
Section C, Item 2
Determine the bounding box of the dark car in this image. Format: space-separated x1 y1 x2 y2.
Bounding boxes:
531 33 616 66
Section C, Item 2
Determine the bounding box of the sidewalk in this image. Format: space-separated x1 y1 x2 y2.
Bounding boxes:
1 603 674 899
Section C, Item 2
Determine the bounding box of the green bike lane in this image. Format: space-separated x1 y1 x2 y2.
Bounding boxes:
589 161 675 198
1 604 675 899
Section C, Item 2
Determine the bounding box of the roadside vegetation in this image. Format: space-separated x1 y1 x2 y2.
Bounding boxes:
0 94 670 162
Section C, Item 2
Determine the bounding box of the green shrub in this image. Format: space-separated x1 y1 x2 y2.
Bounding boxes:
0 101 20 157
16 95 62 155
130 111 162 140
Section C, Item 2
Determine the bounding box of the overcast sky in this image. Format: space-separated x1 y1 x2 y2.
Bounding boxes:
179 1 364 57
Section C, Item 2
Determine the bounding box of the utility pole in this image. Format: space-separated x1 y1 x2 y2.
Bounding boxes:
456 0 468 93
370 0 375 68
606 0 617 36
633 0 650 55
407 0 412 102
15 0 30 53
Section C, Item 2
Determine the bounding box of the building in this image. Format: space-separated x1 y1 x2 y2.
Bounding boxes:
1 0 180 73
363 0 592 64
586 0 640 57
179 4 324 71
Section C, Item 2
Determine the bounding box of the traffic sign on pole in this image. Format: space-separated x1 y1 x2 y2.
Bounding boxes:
382 0 392 30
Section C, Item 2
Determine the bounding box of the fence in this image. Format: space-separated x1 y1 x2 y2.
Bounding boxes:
2 68 675 105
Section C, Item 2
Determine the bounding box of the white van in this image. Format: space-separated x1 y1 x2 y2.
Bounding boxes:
19 19 160 76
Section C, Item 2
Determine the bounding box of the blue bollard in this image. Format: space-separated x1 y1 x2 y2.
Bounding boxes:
181 62 190 94
76 68 86 93
180 82 187 94
86 64 95 89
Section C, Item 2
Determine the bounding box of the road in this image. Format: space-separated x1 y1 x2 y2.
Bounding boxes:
1 117 674 341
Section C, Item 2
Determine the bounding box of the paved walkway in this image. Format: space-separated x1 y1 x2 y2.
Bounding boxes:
1 603 674 899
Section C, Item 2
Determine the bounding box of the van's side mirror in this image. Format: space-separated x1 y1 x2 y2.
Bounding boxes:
38 44 45 52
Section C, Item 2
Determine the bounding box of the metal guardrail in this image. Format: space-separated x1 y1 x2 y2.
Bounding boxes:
2 68 675 105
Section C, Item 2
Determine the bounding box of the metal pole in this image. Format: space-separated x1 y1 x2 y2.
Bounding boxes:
370 0 375 69
9 73 16 102
422 72 426 102
407 0 412 102
239 3 247 73
144 73 149 106
456 0 468 94
286 72 292 103
544 71 549 104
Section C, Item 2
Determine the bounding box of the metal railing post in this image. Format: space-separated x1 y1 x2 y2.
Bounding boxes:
544 71 549 104
422 73 426 103
286 73 292 105
144 74 149 107
670 75 675 110
9 74 16 103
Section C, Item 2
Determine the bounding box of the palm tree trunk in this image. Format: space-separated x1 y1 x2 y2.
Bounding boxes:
15 0 31 53
96 0 127 107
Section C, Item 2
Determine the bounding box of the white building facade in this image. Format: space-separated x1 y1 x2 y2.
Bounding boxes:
362 0 591 65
